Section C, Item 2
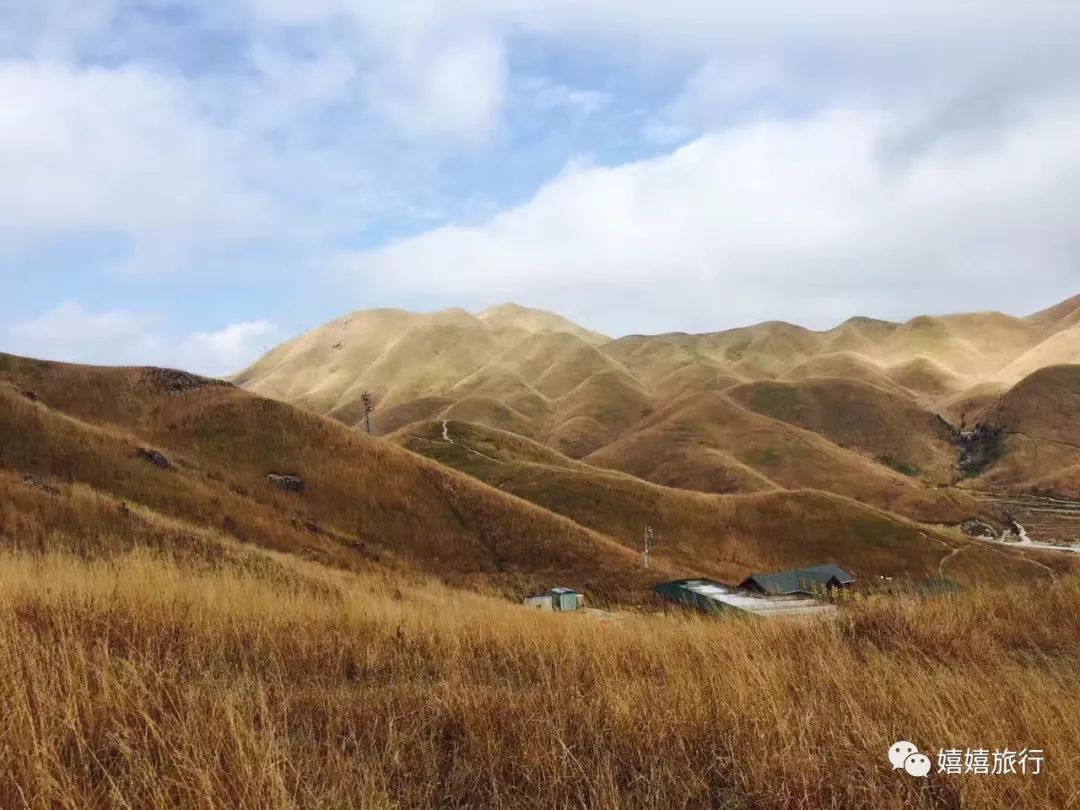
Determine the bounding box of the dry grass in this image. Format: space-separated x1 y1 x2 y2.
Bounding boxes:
9 354 1046 604
0 360 665 604
1 544 1078 809
727 378 959 485
395 420 983 585
583 390 955 514
4 351 1080 808
229 298 1080 519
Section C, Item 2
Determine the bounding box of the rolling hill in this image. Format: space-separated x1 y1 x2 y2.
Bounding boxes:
0 353 663 602
5 351 1060 598
234 295 1080 543
4 348 1077 810
390 420 1035 584
964 365 1080 495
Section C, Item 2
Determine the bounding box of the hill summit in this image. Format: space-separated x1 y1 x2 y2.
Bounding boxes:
236 296 1080 516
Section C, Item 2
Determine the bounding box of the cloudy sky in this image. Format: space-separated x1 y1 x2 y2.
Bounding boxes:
3 1 1080 374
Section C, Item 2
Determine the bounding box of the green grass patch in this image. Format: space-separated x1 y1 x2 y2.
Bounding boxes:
851 517 910 547
748 449 782 468
724 338 751 362
878 455 920 477
749 385 806 419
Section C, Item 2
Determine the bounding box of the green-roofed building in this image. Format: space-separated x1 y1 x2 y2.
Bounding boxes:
739 564 855 596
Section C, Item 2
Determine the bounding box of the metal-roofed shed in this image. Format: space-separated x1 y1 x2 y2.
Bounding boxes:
652 578 836 619
739 564 855 596
523 587 584 612
652 579 738 616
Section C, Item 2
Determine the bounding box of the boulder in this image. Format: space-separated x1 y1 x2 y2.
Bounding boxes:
136 448 173 470
23 474 60 496
267 473 305 493
959 518 998 539
145 367 233 396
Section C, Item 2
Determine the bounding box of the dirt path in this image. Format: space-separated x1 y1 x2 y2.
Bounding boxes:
927 534 964 579
440 420 505 465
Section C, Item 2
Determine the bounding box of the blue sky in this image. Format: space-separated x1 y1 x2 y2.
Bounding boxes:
3 1 1080 374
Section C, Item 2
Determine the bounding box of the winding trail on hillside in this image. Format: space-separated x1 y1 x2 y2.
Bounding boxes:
440 420 505 465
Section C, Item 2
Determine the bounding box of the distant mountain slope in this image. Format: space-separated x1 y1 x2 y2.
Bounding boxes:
966 365 1080 494
727 378 959 485
391 420 989 583
477 303 608 345
235 305 608 415
235 295 1080 530
582 391 974 522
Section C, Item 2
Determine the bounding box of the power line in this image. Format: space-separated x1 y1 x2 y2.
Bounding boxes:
643 525 659 570
361 391 374 435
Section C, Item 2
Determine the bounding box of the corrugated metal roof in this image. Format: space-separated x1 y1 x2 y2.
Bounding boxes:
652 578 836 618
739 564 855 595
804 563 855 583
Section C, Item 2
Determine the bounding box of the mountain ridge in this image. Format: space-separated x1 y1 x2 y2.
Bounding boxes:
235 295 1080 521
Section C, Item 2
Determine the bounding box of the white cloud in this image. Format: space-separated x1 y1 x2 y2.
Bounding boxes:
4 0 1080 337
7 302 166 365
5 302 276 376
364 29 506 141
0 63 274 241
521 76 611 118
246 0 1077 43
340 98 1080 334
175 321 279 376
3 0 1077 253
235 0 1080 172
245 1 508 141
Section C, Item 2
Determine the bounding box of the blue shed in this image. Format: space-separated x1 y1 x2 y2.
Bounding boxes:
548 587 583 612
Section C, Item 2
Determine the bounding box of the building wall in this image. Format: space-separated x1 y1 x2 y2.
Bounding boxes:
555 592 582 611
524 595 553 611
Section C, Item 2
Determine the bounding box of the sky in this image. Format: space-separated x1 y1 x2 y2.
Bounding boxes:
2 0 1080 375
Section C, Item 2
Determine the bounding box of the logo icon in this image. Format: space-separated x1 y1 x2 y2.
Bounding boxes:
889 742 931 777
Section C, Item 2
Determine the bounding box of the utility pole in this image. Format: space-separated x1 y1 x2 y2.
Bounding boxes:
361 391 374 435
643 525 656 570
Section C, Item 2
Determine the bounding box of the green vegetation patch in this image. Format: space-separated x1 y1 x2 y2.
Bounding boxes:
878 455 920 477
724 338 752 362
851 516 911 548
749 384 806 419
748 449 782 468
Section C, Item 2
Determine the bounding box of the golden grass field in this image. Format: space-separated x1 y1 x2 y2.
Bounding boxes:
2 541 1078 809
4 305 1080 809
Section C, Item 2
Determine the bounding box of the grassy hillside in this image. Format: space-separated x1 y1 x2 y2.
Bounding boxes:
0 353 663 603
728 378 959 484
9 352 1035 601
4 348 1079 809
234 297 1080 532
583 392 958 516
2 543 1078 808
982 365 1080 446
966 365 1080 493
392 421 1040 586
